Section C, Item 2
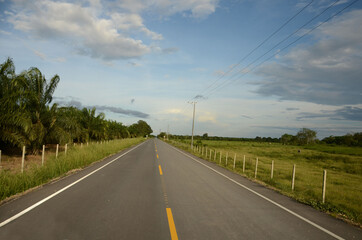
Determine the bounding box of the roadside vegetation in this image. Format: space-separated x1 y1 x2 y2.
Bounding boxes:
0 57 152 155
0 58 152 201
0 138 145 201
166 138 362 226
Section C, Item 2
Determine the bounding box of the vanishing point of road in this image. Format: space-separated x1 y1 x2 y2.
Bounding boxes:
0 139 361 239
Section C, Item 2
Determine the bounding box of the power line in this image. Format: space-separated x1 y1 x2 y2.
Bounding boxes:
204 0 359 98
188 0 314 101
202 0 342 98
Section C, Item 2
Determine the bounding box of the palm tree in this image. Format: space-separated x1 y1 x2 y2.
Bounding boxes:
81 107 106 141
0 58 30 149
19 67 60 153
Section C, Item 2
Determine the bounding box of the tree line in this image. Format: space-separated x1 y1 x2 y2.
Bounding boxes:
161 128 362 147
0 58 152 154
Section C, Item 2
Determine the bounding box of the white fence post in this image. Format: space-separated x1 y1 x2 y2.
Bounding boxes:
233 153 236 170
205 147 208 158
56 144 59 159
243 155 245 173
209 149 212 160
292 164 296 191
226 152 228 166
21 146 25 173
219 151 222 164
81 143 83 148
254 158 258 178
214 150 217 161
42 145 45 166
322 170 327 203
87 142 89 146
271 160 274 179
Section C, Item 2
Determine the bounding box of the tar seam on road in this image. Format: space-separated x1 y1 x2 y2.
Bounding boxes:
167 143 345 240
0 141 147 228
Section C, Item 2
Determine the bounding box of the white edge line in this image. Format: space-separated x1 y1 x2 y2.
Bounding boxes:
0 141 146 228
166 142 344 240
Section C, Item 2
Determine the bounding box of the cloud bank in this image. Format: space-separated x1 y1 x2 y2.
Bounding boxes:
7 0 218 60
255 9 362 106
54 97 149 118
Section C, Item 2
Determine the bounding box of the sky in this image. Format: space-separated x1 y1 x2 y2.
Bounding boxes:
1 0 362 139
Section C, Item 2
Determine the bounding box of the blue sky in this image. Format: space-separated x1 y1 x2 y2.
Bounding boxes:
1 0 362 138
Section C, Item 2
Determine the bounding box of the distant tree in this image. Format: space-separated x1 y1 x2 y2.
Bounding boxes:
129 120 152 137
202 133 208 139
158 132 167 139
281 134 294 145
296 128 316 145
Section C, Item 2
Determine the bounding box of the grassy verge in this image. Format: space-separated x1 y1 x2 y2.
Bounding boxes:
0 138 145 202
167 139 362 226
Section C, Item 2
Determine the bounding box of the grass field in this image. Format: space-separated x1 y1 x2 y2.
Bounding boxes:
169 139 362 226
0 138 145 202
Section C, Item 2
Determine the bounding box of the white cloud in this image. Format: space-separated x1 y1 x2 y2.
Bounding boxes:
111 13 163 40
6 0 217 60
0 30 11 35
114 0 218 18
7 0 157 60
197 111 217 123
255 9 362 106
33 49 46 60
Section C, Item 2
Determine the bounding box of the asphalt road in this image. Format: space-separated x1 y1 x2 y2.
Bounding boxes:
0 139 361 239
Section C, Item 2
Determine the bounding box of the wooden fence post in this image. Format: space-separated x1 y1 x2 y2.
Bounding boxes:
21 146 25 173
42 145 45 166
214 150 217 161
322 170 327 203
243 155 245 173
271 160 274 179
292 164 296 191
219 151 222 164
254 158 258 178
56 144 59 158
226 152 228 166
233 153 236 170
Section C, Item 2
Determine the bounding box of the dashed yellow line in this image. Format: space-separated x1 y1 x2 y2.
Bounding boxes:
159 165 163 175
166 208 178 240
157 154 159 159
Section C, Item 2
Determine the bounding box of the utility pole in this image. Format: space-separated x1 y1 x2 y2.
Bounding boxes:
188 101 197 150
167 124 169 140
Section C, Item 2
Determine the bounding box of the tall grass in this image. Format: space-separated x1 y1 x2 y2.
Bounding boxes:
0 138 145 201
169 139 362 225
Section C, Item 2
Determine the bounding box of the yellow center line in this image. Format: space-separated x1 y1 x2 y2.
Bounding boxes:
159 165 163 175
157 154 159 159
166 208 178 240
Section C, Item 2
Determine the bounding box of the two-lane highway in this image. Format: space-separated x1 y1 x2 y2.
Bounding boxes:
0 139 361 239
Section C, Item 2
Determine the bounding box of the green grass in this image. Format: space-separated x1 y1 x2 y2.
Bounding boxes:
0 138 145 202
303 144 362 156
169 139 362 225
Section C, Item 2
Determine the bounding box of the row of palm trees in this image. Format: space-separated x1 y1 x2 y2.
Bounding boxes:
0 58 152 154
